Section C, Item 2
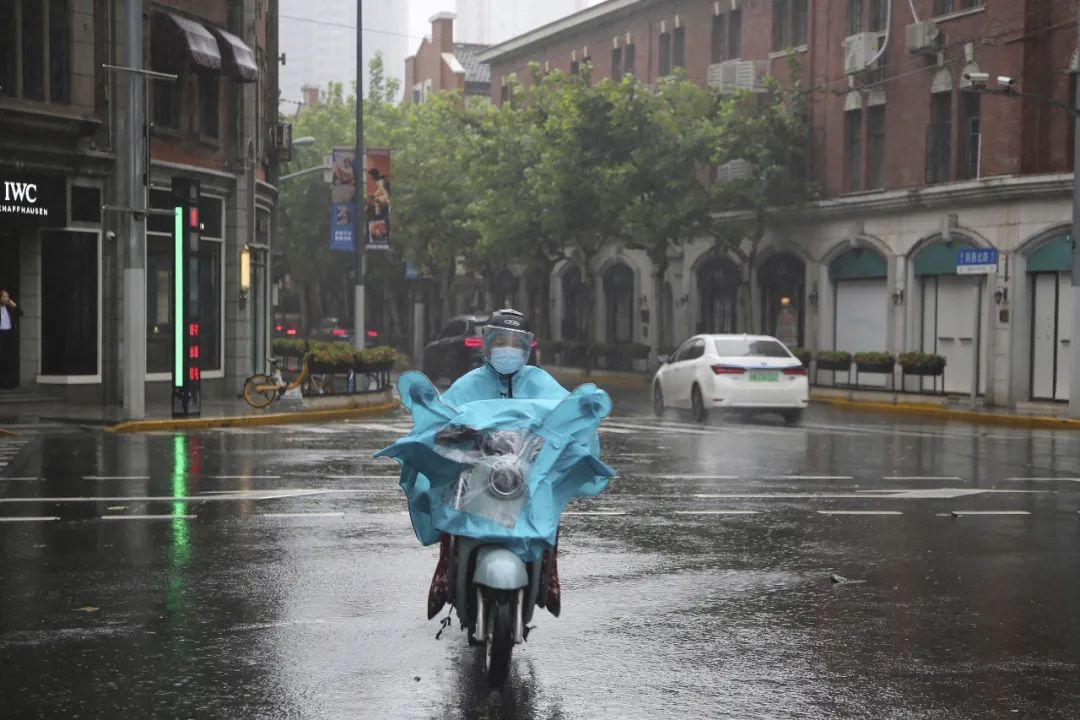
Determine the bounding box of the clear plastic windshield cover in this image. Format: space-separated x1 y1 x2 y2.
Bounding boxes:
433 426 543 529
481 326 533 357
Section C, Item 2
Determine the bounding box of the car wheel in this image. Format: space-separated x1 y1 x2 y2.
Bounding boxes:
783 410 804 426
653 383 665 418
691 385 707 424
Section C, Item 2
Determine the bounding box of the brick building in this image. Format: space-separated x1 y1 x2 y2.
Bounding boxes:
0 0 281 410
475 0 1080 408
405 13 491 105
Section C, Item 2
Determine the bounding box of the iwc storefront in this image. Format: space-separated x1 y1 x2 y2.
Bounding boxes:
0 171 105 395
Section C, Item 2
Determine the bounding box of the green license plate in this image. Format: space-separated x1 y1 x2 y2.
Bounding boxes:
748 371 779 382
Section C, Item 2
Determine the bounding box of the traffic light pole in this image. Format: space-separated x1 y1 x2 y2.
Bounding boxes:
353 1 366 351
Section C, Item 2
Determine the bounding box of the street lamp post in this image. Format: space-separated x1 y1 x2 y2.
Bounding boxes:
353 2 367 351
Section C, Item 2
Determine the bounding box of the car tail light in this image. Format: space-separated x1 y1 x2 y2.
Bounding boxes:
712 365 745 375
783 367 808 376
531 340 537 348
464 337 483 348
367 330 379 338
286 328 298 336
275 324 283 332
331 328 347 337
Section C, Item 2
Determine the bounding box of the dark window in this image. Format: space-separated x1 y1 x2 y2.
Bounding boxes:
711 13 727 64
604 263 634 344
153 77 182 130
440 320 467 339
21 0 44 100
673 27 686 69
499 84 508 103
148 189 173 234
146 233 173 374
199 195 223 238
570 60 580 76
41 230 98 376
714 338 791 358
198 73 220 139
70 185 101 224
624 43 636 77
685 339 706 361
793 0 808 47
730 10 742 59
199 241 222 372
869 0 888 31
867 105 886 189
0 0 70 102
934 0 983 16
412 86 422 103
961 92 981 179
611 47 623 81
659 32 671 76
773 0 789 52
49 0 70 103
848 0 863 35
0 0 15 97
845 109 863 192
926 92 952 184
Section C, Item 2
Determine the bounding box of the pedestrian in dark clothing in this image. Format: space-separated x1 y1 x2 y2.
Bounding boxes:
0 289 23 389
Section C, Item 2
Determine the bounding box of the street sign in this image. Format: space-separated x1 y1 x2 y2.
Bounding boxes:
956 247 998 275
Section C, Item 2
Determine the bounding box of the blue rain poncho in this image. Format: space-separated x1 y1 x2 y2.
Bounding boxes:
375 369 615 562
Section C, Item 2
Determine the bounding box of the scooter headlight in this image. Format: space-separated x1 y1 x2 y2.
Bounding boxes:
488 461 524 498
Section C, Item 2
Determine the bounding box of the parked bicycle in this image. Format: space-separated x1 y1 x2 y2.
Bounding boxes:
242 354 334 409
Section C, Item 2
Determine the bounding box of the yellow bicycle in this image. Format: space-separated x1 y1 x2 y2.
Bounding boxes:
242 354 333 409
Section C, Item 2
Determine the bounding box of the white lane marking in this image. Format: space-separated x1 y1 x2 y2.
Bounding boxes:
598 427 637 435
204 475 282 480
950 510 1031 517
322 475 399 480
1007 477 1080 483
673 510 760 516
101 514 196 521
0 516 60 523
257 512 346 519
82 475 151 481
818 510 903 516
0 489 330 504
0 477 40 482
653 474 739 480
883 476 962 482
605 421 716 436
562 511 627 516
348 423 412 433
777 475 854 481
694 493 868 499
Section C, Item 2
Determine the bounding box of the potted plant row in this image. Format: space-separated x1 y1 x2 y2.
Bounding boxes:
898 352 947 377
814 350 853 372
853 352 896 375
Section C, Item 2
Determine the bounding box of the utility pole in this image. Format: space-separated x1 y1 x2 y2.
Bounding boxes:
353 1 367 351
122 0 146 419
1071 7 1080 418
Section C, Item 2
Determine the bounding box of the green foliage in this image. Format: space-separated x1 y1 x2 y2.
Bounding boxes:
790 347 812 366
853 352 896 369
815 351 853 367
898 352 946 375
272 338 308 357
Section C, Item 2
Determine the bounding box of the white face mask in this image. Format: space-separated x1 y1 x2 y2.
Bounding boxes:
490 347 527 375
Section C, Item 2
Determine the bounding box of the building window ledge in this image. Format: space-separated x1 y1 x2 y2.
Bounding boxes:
839 188 887 198
768 45 809 61
932 6 986 24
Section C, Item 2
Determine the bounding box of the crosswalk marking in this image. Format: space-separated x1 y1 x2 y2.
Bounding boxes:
818 510 903 516
0 516 60 523
951 510 1032 517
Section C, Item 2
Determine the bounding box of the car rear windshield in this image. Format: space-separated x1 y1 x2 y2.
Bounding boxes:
713 339 791 358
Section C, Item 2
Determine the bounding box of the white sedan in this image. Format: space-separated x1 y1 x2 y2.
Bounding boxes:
652 334 809 424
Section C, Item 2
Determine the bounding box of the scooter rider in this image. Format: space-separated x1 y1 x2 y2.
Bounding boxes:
428 308 570 619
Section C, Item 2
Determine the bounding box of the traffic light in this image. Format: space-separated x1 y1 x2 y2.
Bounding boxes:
172 177 201 417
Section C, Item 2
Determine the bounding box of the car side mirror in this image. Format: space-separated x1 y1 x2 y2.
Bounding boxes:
658 355 669 365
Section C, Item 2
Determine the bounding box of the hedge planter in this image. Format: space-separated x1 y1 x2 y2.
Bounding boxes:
815 352 853 372
855 363 894 375
898 352 946 377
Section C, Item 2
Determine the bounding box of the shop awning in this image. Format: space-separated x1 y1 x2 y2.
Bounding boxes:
151 12 222 74
214 28 259 83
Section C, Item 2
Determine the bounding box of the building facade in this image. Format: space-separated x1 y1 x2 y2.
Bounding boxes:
476 0 1080 408
405 13 491 104
0 0 280 409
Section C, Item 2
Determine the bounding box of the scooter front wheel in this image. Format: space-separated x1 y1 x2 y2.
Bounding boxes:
484 591 514 687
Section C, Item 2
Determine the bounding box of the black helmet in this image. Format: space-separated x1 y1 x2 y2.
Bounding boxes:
486 308 532 334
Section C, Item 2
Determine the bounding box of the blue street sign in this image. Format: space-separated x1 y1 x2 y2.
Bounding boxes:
329 203 356 252
956 247 998 275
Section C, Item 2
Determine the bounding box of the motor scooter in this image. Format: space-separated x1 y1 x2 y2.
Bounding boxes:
376 372 614 686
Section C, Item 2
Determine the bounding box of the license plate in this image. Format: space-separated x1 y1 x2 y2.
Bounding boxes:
748 371 778 382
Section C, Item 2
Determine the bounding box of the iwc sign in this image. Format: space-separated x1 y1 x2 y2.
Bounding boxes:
0 174 66 227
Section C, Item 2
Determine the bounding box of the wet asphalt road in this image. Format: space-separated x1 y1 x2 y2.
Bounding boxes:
2 405 1080 719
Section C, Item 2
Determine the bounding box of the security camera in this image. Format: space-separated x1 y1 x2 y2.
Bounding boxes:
964 72 990 87
997 76 1016 88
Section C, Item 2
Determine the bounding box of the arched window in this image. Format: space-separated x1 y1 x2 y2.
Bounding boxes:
698 256 738 333
604 263 635 344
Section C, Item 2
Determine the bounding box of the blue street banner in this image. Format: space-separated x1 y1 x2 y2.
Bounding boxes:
956 247 998 275
330 203 356 252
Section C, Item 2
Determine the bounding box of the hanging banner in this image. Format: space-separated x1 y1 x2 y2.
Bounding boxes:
366 149 391 251
329 148 357 252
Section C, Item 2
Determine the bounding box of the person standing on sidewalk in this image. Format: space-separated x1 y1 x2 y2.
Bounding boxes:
0 289 23 389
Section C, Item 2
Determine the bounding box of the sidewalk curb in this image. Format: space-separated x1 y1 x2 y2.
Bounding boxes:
814 396 1080 431
104 401 401 433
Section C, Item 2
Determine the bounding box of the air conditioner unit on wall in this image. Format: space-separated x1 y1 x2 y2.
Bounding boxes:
906 22 941 55
715 158 753 182
707 60 740 92
844 32 882 75
735 60 769 92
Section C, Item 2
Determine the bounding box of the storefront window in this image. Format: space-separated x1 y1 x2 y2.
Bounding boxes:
40 230 98 375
